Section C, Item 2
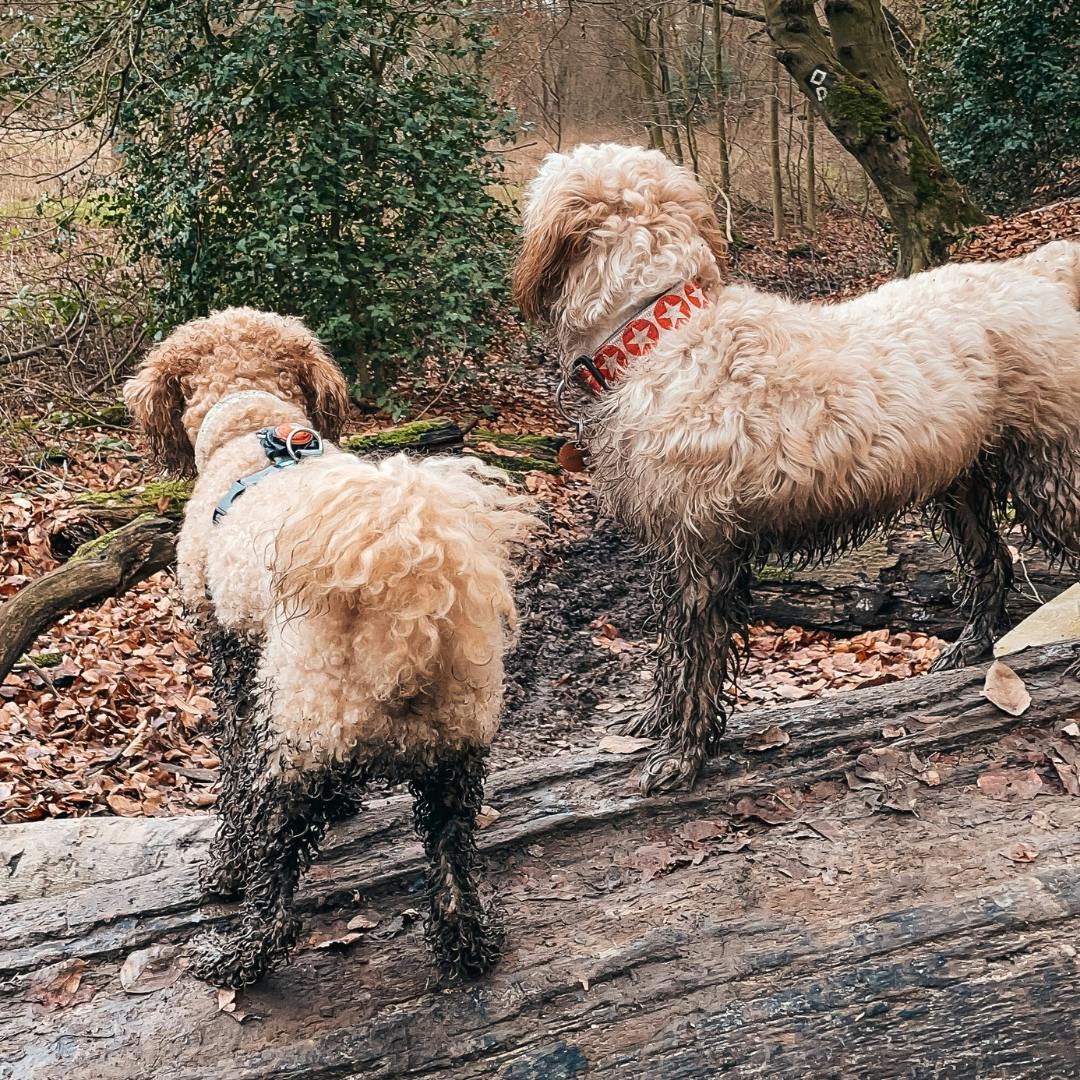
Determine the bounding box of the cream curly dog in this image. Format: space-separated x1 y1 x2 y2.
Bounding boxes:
513 142 1080 795
124 307 534 987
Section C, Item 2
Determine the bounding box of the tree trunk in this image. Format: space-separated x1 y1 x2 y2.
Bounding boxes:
2 640 1078 1078
769 60 785 240
0 516 176 685
626 14 667 153
711 0 731 192
805 100 817 234
656 6 685 165
761 0 984 274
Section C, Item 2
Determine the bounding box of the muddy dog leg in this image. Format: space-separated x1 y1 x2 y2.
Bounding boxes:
930 472 1014 672
639 557 752 795
190 767 363 988
1008 441 1080 571
200 627 266 899
409 747 502 980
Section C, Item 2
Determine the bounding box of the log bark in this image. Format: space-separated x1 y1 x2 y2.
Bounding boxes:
0 515 176 685
1 642 1078 1078
751 525 1077 637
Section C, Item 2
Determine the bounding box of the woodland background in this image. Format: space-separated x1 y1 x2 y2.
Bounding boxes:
0 0 1078 823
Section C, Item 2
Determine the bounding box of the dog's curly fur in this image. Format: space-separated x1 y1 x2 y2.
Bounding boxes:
514 143 1080 794
124 307 534 986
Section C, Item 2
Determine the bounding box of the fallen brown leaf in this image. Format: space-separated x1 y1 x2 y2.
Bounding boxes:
1001 842 1039 863
981 660 1031 717
977 767 1043 801
734 795 795 826
119 945 184 994
678 819 728 843
743 724 790 752
597 734 654 755
1052 761 1080 797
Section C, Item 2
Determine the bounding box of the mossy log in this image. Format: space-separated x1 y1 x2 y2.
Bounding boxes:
49 421 560 556
2 642 1078 1078
0 515 176 684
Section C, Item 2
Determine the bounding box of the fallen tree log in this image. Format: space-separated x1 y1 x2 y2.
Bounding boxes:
0 515 176 685
1 642 1078 1079
753 524 1074 636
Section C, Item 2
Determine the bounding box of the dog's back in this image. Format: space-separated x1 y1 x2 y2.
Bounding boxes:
201 451 533 774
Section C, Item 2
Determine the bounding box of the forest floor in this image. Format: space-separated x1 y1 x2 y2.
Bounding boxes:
2 197 1078 824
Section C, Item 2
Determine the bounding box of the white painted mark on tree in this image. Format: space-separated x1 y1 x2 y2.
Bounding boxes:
810 67 830 101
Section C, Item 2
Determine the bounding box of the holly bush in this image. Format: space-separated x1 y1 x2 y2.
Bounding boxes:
2 1 516 401
920 0 1080 213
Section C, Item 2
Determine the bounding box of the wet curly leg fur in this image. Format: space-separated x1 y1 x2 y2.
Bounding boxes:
639 557 751 795
1007 441 1080 572
930 471 1014 673
200 627 266 899
190 764 364 988
409 748 501 980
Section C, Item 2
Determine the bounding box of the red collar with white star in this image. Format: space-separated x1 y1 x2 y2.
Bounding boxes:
572 280 709 394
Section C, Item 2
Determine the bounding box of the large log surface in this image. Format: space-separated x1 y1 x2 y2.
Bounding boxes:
1 643 1079 1079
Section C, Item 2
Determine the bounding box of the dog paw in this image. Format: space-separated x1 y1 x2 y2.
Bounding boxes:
638 746 702 795
187 930 268 989
430 911 503 983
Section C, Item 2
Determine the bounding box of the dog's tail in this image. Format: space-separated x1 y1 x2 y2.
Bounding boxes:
272 452 536 702
1019 239 1080 306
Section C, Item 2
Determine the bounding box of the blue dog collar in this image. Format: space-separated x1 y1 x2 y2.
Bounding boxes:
212 423 323 525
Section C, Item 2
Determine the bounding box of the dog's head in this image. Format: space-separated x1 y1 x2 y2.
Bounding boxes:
512 143 728 330
123 307 350 475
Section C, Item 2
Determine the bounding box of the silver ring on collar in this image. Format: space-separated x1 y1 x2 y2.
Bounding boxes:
554 377 586 446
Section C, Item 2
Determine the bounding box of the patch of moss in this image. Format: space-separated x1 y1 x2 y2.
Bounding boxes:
75 480 192 512
755 563 793 583
469 450 560 477
826 78 895 146
71 512 160 560
472 429 551 448
26 650 62 667
343 418 455 455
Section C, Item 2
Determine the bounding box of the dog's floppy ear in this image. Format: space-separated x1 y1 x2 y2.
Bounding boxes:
123 338 197 476
688 190 730 275
663 164 730 275
287 333 351 441
512 192 606 325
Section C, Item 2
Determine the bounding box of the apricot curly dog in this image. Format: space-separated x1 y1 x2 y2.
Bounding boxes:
124 307 534 986
513 142 1080 795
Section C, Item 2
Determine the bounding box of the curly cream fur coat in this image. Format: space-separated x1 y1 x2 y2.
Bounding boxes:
514 142 1080 794
124 307 534 986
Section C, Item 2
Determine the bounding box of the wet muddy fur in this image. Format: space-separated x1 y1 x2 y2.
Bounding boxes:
626 439 1080 792
189 627 499 989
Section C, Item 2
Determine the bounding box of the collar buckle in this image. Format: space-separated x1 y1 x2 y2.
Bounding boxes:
572 354 609 395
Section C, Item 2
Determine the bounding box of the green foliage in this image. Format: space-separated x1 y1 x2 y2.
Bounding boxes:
1 1 516 401
920 0 1080 212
